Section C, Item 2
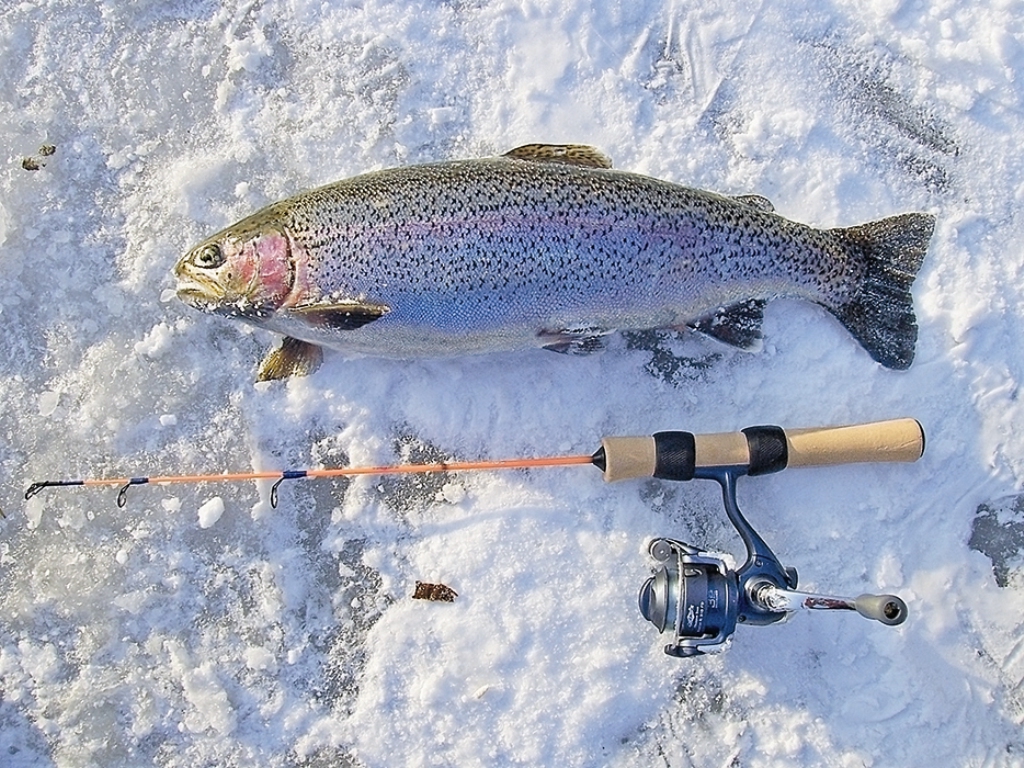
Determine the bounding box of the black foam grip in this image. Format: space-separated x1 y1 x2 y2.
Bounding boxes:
742 425 789 476
652 431 697 481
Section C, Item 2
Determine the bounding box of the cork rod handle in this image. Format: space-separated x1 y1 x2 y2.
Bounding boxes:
784 418 924 468
597 418 924 482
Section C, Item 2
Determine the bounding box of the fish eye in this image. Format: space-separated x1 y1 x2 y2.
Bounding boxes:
193 243 225 269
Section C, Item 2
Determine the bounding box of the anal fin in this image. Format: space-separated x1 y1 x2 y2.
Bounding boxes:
257 337 324 381
539 327 612 355
688 299 766 351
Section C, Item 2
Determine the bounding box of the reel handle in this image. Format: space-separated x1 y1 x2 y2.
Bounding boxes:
750 582 909 626
596 418 924 482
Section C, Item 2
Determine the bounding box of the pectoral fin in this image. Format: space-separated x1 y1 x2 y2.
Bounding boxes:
688 299 767 351
504 144 613 169
257 337 324 381
286 300 389 330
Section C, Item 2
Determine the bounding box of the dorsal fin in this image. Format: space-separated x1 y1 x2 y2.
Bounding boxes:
503 144 613 169
733 194 775 213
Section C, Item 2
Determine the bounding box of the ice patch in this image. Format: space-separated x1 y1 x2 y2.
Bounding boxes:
226 26 273 74
0 201 9 246
134 322 176 359
439 482 466 504
197 496 225 528
244 646 277 673
24 497 43 530
180 661 237 735
37 391 59 416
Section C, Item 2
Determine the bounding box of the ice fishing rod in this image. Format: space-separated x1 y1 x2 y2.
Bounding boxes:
25 454 596 509
24 418 920 509
25 417 924 656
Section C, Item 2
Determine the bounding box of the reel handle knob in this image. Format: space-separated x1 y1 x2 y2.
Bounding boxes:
854 593 908 626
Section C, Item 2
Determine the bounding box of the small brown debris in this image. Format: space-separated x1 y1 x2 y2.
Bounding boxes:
413 581 457 602
20 144 56 171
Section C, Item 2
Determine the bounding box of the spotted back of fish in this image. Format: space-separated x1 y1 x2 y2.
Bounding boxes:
265 157 853 350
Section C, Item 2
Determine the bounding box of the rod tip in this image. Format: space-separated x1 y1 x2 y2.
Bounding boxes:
24 482 48 500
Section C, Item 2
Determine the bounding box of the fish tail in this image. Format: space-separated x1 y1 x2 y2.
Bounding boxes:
828 213 935 370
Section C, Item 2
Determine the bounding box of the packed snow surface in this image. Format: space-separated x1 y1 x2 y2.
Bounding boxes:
2 1 1024 766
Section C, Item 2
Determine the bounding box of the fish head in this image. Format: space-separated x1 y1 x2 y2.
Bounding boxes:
174 215 296 319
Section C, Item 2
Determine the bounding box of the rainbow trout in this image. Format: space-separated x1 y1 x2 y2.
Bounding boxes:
174 144 934 380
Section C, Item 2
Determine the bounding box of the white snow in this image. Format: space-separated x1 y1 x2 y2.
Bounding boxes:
2 1 1024 766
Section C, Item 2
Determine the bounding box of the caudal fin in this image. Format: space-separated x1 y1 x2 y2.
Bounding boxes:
829 213 935 370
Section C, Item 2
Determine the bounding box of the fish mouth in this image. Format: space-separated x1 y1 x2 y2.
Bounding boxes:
174 275 221 306
175 273 266 318
175 285 215 307
173 267 237 312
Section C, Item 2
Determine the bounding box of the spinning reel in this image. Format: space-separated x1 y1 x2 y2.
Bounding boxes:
591 419 921 657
